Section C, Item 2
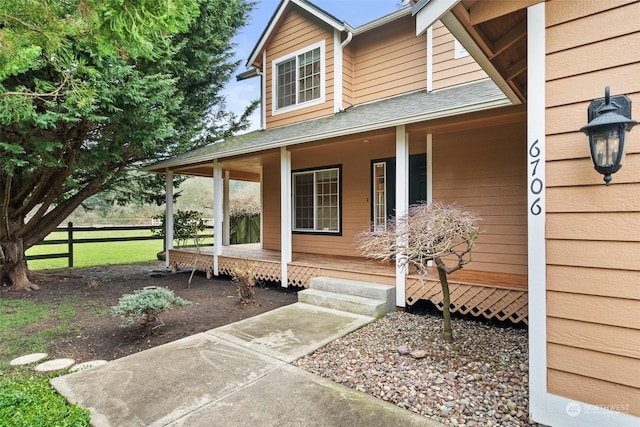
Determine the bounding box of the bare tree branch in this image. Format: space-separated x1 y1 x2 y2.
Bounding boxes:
357 201 480 342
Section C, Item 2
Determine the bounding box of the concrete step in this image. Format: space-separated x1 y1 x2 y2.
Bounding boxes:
308 277 395 315
298 288 388 319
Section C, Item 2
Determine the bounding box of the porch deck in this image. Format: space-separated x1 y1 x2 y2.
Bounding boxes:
168 244 528 324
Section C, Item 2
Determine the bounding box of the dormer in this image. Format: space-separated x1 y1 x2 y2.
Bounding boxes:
240 0 489 130
243 0 347 130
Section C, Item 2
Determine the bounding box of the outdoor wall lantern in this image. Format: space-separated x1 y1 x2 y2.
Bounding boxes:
580 86 636 185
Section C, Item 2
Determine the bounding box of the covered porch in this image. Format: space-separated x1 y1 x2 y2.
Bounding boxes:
169 244 528 325
144 79 530 327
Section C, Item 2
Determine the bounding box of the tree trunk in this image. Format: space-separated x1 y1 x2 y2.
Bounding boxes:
435 257 453 342
2 238 38 290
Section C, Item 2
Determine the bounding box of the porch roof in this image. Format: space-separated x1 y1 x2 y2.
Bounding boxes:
142 78 508 173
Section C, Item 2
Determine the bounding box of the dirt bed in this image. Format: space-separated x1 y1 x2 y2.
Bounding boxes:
2 262 298 362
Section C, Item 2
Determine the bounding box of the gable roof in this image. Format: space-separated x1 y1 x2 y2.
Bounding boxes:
143 79 509 173
246 0 345 68
412 0 528 103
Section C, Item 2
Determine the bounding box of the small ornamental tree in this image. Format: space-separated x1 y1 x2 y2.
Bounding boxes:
111 287 191 336
152 210 207 286
358 202 480 342
152 210 207 248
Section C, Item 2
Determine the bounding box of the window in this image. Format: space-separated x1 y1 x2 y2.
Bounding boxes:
293 166 340 233
454 38 469 59
373 162 387 232
273 42 325 114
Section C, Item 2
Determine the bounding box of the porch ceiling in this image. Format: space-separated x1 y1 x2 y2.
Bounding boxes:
452 0 530 102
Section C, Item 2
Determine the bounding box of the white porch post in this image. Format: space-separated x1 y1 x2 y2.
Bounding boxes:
426 133 434 267
426 133 433 204
223 170 230 246
395 125 409 308
280 147 292 287
213 160 223 276
527 2 547 424
260 166 264 248
164 169 174 269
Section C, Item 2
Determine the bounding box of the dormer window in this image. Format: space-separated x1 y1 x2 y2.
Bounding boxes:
272 41 325 115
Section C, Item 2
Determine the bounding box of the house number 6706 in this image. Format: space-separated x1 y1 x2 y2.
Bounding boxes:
529 139 542 216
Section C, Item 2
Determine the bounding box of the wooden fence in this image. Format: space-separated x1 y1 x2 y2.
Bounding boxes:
26 222 214 268
28 215 260 268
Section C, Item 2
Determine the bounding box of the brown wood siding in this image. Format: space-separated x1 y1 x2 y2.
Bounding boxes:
544 0 640 415
261 156 281 251
289 133 398 257
432 121 527 275
265 8 335 129
432 21 488 90
352 15 427 105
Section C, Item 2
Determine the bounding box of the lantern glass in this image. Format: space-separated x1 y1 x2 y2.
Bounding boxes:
592 128 622 168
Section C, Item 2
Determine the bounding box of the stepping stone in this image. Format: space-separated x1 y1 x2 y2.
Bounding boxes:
70 360 108 372
34 358 75 372
10 353 48 366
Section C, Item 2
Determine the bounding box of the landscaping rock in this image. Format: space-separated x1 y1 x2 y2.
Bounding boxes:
294 311 532 426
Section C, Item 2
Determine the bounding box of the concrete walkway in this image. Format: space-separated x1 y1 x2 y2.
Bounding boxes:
51 303 444 427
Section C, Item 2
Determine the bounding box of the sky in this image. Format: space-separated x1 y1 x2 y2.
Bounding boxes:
223 0 409 131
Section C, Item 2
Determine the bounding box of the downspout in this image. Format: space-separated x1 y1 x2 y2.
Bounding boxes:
336 29 353 112
256 51 267 130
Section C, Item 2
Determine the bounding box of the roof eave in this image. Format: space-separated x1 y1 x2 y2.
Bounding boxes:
351 6 412 35
142 93 510 173
246 0 345 68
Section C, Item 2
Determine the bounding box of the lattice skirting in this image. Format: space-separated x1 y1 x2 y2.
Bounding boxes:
218 257 282 283
168 250 213 275
406 278 528 325
288 264 320 288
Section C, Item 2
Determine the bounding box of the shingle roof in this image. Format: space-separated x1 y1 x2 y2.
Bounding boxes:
143 79 508 172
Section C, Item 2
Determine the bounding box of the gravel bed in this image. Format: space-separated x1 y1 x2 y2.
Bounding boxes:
293 311 535 427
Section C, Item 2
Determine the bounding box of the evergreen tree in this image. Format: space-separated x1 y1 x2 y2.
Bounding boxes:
0 0 256 289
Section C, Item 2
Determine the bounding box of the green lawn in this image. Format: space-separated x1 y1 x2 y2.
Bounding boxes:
25 229 213 270
0 299 91 426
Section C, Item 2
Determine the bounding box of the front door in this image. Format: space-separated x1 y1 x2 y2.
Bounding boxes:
371 154 427 231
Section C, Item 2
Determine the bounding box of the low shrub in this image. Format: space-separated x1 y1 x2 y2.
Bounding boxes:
231 260 257 305
111 287 190 336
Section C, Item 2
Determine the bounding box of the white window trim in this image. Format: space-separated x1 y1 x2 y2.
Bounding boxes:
454 38 469 59
292 166 340 234
272 41 326 116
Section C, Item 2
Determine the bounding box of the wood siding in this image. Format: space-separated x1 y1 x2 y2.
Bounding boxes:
261 154 281 251
265 8 335 129
259 121 528 276
432 21 488 90
352 15 427 105
544 0 640 416
289 133 397 257
432 121 528 275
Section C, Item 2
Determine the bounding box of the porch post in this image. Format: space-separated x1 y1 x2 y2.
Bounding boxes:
223 170 230 246
260 165 264 248
213 160 223 276
395 125 409 308
165 169 174 269
426 133 434 267
527 2 547 424
426 134 433 204
280 147 292 287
